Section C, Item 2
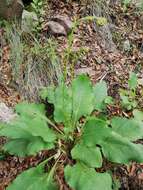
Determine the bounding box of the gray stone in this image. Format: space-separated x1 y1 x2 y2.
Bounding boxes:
44 20 67 36
0 103 16 123
22 10 38 33
123 40 131 52
51 15 73 34
43 15 73 36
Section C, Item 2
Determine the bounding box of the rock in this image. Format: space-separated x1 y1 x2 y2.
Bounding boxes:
51 15 73 34
44 21 67 36
0 103 16 123
22 10 38 33
0 0 24 20
43 15 73 36
123 40 131 52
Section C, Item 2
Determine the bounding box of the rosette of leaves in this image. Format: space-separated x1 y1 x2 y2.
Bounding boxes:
2 74 143 190
41 75 112 135
0 103 56 156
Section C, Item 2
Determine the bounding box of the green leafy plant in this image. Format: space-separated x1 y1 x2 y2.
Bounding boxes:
122 0 132 10
1 75 143 190
122 0 143 11
120 72 138 110
40 75 112 137
31 0 44 32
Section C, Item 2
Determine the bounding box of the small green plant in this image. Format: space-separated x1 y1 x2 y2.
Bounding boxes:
31 0 44 32
120 72 138 110
122 0 132 6
62 16 107 81
122 0 132 10
121 0 143 11
1 75 143 190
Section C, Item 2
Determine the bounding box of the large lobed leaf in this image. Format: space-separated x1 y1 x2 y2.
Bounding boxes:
64 163 112 190
7 163 58 190
15 102 46 119
71 75 94 125
52 84 72 124
0 103 56 156
111 117 143 141
82 118 143 164
71 142 102 168
93 81 108 111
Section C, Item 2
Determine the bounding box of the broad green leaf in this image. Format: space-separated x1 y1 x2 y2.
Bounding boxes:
71 75 94 125
15 102 46 119
43 75 94 131
71 142 102 168
111 117 143 141
0 125 32 139
82 118 109 147
26 137 54 155
0 123 6 130
13 114 56 143
26 137 47 155
4 139 29 157
93 81 108 111
24 117 56 143
7 164 58 190
0 108 57 156
101 133 143 164
128 72 138 90
4 136 54 157
82 118 143 164
53 83 72 124
64 163 112 190
0 126 56 156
